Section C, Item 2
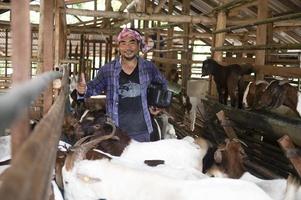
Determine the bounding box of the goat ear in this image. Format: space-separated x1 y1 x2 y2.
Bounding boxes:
214 149 223 163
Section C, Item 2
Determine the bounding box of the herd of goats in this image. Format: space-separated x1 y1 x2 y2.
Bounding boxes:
0 58 301 200
201 58 301 117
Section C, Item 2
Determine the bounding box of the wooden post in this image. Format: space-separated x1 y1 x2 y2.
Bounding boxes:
166 0 174 77
103 0 112 28
5 29 8 77
54 0 66 67
92 0 97 78
74 44 79 75
278 135 301 177
255 0 268 80
99 42 102 67
266 11 274 65
79 34 85 73
211 9 227 96
155 28 161 69
39 0 55 115
10 0 31 156
108 35 113 62
136 0 145 12
181 0 190 90
105 41 108 64
92 42 96 78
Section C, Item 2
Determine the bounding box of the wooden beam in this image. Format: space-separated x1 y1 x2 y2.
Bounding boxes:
65 8 214 24
278 135 301 177
3 3 301 28
10 0 31 157
216 110 238 139
228 1 258 17
213 12 301 34
253 65 301 78
65 0 93 4
211 43 301 51
151 56 201 65
203 99 301 146
154 0 166 13
210 0 257 13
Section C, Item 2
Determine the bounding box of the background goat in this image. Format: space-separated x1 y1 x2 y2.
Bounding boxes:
257 80 301 117
202 58 253 108
243 80 269 109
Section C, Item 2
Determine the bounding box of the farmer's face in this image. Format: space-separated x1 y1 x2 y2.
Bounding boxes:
118 36 139 60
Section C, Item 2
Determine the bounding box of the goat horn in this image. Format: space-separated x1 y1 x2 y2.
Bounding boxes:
233 138 248 147
66 131 117 170
79 121 117 154
73 134 95 147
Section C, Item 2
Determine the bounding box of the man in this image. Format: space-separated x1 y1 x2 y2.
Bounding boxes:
77 27 167 142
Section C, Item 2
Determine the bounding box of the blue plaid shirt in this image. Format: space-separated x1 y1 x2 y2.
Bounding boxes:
84 56 167 134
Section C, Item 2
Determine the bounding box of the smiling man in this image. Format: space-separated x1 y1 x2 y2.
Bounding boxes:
76 27 167 142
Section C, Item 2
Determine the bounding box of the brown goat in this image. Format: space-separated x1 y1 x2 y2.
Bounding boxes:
243 80 269 109
207 139 247 179
257 80 301 117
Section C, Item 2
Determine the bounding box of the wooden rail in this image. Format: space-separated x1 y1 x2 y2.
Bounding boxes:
0 68 68 200
0 71 62 135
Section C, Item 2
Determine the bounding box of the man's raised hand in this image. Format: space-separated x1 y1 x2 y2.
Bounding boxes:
76 73 87 95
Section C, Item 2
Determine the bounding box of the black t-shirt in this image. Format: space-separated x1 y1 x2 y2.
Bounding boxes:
118 66 148 135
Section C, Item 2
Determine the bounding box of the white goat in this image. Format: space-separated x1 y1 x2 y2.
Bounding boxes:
120 136 207 171
240 172 301 200
186 79 209 131
76 116 208 171
63 158 272 200
156 113 177 139
0 135 11 162
62 133 272 200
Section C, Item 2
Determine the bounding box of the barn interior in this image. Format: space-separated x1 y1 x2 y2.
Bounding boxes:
0 0 301 199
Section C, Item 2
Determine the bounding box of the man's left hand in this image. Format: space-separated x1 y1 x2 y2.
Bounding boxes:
149 106 163 116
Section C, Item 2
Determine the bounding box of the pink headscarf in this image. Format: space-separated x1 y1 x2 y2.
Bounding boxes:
117 27 151 53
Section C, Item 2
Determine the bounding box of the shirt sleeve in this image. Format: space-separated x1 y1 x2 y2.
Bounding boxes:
84 66 107 98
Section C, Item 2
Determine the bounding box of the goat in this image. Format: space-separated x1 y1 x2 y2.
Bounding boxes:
205 139 301 200
62 131 272 200
243 80 269 109
151 113 177 141
257 80 301 117
75 115 209 171
205 138 247 179
186 79 209 131
0 135 10 163
202 58 253 108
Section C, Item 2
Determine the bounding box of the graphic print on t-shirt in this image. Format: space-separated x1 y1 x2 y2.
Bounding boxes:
118 81 141 98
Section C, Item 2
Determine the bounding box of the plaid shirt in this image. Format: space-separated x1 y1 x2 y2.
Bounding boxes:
84 56 167 134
